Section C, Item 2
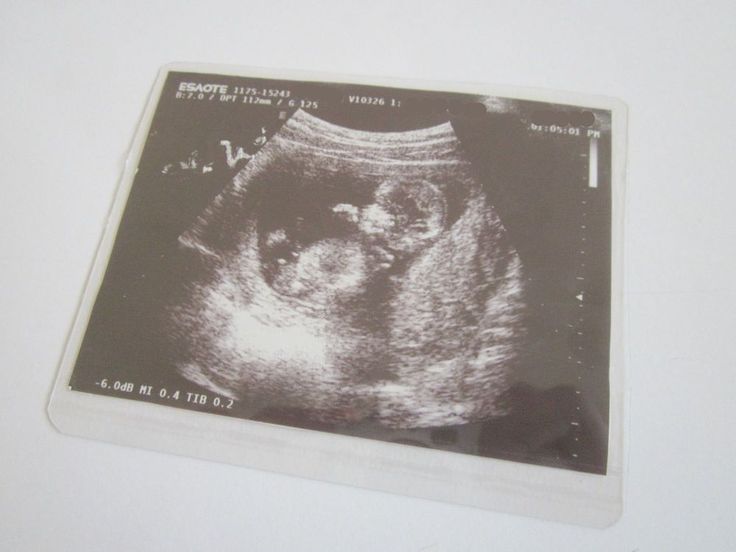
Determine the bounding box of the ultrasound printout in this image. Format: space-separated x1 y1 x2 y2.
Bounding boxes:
66 71 614 475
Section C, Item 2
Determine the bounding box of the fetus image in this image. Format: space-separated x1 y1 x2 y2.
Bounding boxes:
166 109 526 429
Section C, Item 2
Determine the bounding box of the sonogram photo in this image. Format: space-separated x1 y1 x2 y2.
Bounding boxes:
68 72 612 474
170 109 525 429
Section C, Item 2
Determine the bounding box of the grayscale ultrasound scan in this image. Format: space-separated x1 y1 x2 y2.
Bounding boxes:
66 70 614 474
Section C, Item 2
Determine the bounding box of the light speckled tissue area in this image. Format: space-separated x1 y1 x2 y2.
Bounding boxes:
166 110 526 428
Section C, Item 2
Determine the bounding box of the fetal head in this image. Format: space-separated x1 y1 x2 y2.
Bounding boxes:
362 179 447 254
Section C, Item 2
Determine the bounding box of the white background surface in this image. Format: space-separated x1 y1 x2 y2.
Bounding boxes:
1 1 735 550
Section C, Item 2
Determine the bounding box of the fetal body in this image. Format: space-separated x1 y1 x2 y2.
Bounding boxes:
166 109 526 428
